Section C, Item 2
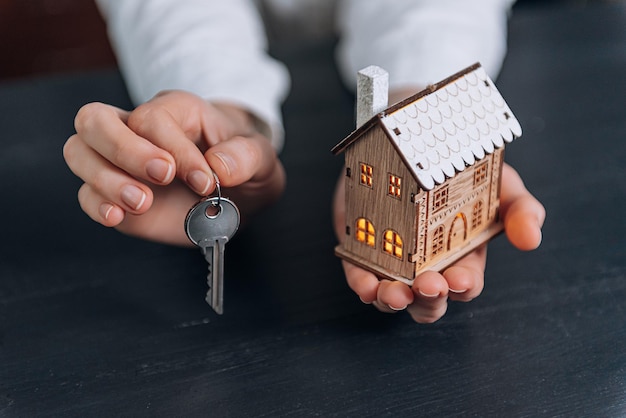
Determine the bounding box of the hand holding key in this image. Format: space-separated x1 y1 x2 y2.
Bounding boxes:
64 90 285 246
185 178 240 314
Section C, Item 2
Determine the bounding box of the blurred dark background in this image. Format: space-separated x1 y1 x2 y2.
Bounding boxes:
0 0 621 81
0 0 115 80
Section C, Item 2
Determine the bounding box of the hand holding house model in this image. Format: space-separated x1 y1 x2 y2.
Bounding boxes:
332 63 522 285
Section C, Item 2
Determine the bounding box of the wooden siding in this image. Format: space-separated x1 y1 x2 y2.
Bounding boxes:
342 127 417 279
416 151 502 274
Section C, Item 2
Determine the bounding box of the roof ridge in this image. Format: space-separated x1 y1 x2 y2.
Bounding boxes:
384 62 482 116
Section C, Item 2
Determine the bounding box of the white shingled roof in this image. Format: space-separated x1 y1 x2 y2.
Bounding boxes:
380 65 522 191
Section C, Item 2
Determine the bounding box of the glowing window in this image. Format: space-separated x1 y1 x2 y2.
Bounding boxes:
360 163 373 188
474 162 488 186
432 187 449 213
356 218 375 247
472 201 484 230
383 230 403 259
432 225 445 256
388 174 402 199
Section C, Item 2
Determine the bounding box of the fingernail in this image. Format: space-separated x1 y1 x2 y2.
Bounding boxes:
359 297 372 305
418 290 440 298
213 152 236 177
449 288 467 294
187 170 211 195
121 185 147 211
146 159 173 183
99 203 115 220
389 304 407 311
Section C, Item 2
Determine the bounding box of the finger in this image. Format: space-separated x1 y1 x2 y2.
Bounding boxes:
77 183 125 227
407 271 449 323
377 279 414 311
74 102 176 187
64 134 153 214
114 184 200 246
126 100 214 195
343 260 380 304
442 245 486 302
205 134 277 187
505 198 545 250
372 300 397 314
500 164 546 251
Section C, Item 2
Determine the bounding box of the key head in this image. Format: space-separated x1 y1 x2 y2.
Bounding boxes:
185 197 240 247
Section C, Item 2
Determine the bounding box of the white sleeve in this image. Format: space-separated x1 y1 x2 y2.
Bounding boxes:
336 0 516 91
95 0 290 150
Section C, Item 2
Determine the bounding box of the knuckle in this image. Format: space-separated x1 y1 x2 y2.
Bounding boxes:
62 134 79 162
127 102 170 133
110 138 135 167
76 183 91 205
74 102 108 133
90 168 109 193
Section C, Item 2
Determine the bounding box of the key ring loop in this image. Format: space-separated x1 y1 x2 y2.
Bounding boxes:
212 172 221 205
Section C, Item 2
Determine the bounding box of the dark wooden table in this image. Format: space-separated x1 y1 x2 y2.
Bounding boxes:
2 3 625 416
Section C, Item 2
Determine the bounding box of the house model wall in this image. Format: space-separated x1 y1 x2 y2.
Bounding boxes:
332 63 522 285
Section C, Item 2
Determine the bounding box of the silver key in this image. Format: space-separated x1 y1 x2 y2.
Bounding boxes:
185 196 240 314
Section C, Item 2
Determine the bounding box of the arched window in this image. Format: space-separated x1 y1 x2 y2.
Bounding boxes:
472 200 484 230
432 225 445 256
356 218 375 247
383 230 403 259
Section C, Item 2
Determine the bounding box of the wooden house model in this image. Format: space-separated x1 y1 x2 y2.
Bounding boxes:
332 63 522 285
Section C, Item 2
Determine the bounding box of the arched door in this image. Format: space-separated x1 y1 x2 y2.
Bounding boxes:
448 213 467 250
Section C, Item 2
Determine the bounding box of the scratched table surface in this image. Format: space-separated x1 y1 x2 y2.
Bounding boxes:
1 3 625 417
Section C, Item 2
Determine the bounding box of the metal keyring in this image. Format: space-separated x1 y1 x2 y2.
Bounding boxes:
212 172 221 205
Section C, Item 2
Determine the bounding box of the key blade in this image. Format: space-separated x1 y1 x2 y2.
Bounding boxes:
202 237 228 315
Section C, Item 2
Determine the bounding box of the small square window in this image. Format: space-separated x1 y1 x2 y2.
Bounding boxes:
474 162 489 186
360 163 373 188
432 186 449 212
388 174 402 199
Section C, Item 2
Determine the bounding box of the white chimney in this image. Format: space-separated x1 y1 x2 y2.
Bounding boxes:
356 65 389 128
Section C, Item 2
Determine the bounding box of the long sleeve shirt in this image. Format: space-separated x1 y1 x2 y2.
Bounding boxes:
96 0 515 150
